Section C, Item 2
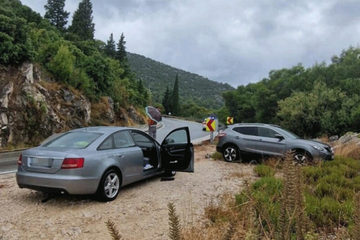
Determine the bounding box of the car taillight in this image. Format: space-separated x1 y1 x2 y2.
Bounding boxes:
61 158 84 169
218 132 227 138
18 154 22 165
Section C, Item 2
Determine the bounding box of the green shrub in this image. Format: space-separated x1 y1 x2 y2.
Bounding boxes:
254 164 275 177
238 154 360 237
48 44 75 83
302 166 324 184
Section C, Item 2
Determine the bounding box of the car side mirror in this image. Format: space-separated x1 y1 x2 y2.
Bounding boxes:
274 134 284 140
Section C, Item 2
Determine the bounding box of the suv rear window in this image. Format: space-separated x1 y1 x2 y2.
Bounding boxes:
233 126 257 136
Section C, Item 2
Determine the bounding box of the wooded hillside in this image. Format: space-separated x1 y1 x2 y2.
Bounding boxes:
127 52 234 109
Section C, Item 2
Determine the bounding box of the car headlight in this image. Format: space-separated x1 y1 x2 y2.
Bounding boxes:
311 145 325 152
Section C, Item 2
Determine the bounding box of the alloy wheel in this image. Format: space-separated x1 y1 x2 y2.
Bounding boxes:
223 146 238 162
104 172 120 199
294 152 308 164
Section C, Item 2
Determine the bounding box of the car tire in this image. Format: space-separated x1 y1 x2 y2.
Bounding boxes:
97 169 121 202
164 170 176 177
223 145 239 162
294 151 311 164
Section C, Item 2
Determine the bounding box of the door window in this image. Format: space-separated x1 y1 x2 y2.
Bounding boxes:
131 131 155 148
258 127 278 138
98 136 113 150
114 131 135 148
164 129 188 145
233 127 258 136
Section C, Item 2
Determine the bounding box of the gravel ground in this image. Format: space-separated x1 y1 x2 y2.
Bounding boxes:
0 144 256 240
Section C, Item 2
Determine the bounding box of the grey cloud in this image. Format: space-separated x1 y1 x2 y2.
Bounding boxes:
19 0 360 87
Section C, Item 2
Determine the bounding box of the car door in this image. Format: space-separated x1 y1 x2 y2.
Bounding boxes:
232 126 258 153
160 127 194 172
98 130 143 185
256 127 286 156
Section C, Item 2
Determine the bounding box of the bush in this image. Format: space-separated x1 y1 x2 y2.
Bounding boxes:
48 44 75 83
254 164 275 177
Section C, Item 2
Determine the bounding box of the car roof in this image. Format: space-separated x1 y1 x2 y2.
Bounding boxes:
70 126 136 134
229 123 282 128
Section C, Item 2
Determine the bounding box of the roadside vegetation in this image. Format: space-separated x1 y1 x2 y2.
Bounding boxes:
178 141 360 239
103 141 360 239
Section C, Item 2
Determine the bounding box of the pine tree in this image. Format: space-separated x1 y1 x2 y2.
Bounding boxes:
171 74 180 116
68 0 95 41
116 33 127 62
162 86 172 114
115 33 134 80
44 0 69 32
105 33 116 58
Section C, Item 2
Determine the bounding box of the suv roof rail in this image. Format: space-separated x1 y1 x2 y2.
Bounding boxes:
268 124 282 128
231 123 283 128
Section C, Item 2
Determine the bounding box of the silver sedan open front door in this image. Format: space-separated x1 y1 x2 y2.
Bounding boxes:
160 127 194 172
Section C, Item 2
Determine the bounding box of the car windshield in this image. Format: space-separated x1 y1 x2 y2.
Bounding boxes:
42 132 102 149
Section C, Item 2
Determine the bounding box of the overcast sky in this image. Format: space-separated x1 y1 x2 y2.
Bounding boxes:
21 0 360 88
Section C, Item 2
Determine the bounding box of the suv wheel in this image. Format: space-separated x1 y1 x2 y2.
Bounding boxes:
223 145 239 162
294 151 310 164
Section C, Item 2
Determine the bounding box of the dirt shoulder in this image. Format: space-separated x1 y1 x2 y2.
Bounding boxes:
0 144 256 240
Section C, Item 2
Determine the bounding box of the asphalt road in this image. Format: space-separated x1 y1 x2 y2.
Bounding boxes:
0 117 212 174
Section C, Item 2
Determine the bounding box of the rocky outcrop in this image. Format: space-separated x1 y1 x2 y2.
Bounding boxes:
0 63 93 147
0 63 145 149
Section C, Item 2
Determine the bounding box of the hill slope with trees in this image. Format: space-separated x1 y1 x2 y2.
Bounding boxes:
127 52 234 109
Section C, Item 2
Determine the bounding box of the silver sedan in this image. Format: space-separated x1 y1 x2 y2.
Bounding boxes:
16 126 194 201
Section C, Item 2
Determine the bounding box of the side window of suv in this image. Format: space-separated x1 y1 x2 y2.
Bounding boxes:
233 127 258 136
258 127 278 138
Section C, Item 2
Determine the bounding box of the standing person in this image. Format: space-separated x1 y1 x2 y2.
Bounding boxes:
148 117 157 139
146 106 161 139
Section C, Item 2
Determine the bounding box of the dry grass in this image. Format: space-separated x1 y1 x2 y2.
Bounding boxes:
194 143 217 162
228 171 252 179
182 193 248 240
317 135 329 144
91 97 111 119
264 156 283 169
335 142 360 159
39 81 62 92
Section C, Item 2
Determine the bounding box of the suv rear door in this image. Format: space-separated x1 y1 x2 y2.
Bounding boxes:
232 126 258 154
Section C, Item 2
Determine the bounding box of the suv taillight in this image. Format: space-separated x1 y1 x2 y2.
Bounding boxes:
218 132 227 138
18 154 22 165
61 158 84 169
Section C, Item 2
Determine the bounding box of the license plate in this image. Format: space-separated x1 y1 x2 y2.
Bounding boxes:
30 158 51 167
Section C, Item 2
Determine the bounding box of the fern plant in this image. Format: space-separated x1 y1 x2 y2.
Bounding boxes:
168 202 182 240
106 219 123 240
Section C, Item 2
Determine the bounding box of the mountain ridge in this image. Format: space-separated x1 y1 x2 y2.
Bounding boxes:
127 52 234 109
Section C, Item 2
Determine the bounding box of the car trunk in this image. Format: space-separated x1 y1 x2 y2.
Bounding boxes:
21 148 73 174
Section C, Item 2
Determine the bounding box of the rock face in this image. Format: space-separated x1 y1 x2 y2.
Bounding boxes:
0 63 92 147
0 62 145 148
